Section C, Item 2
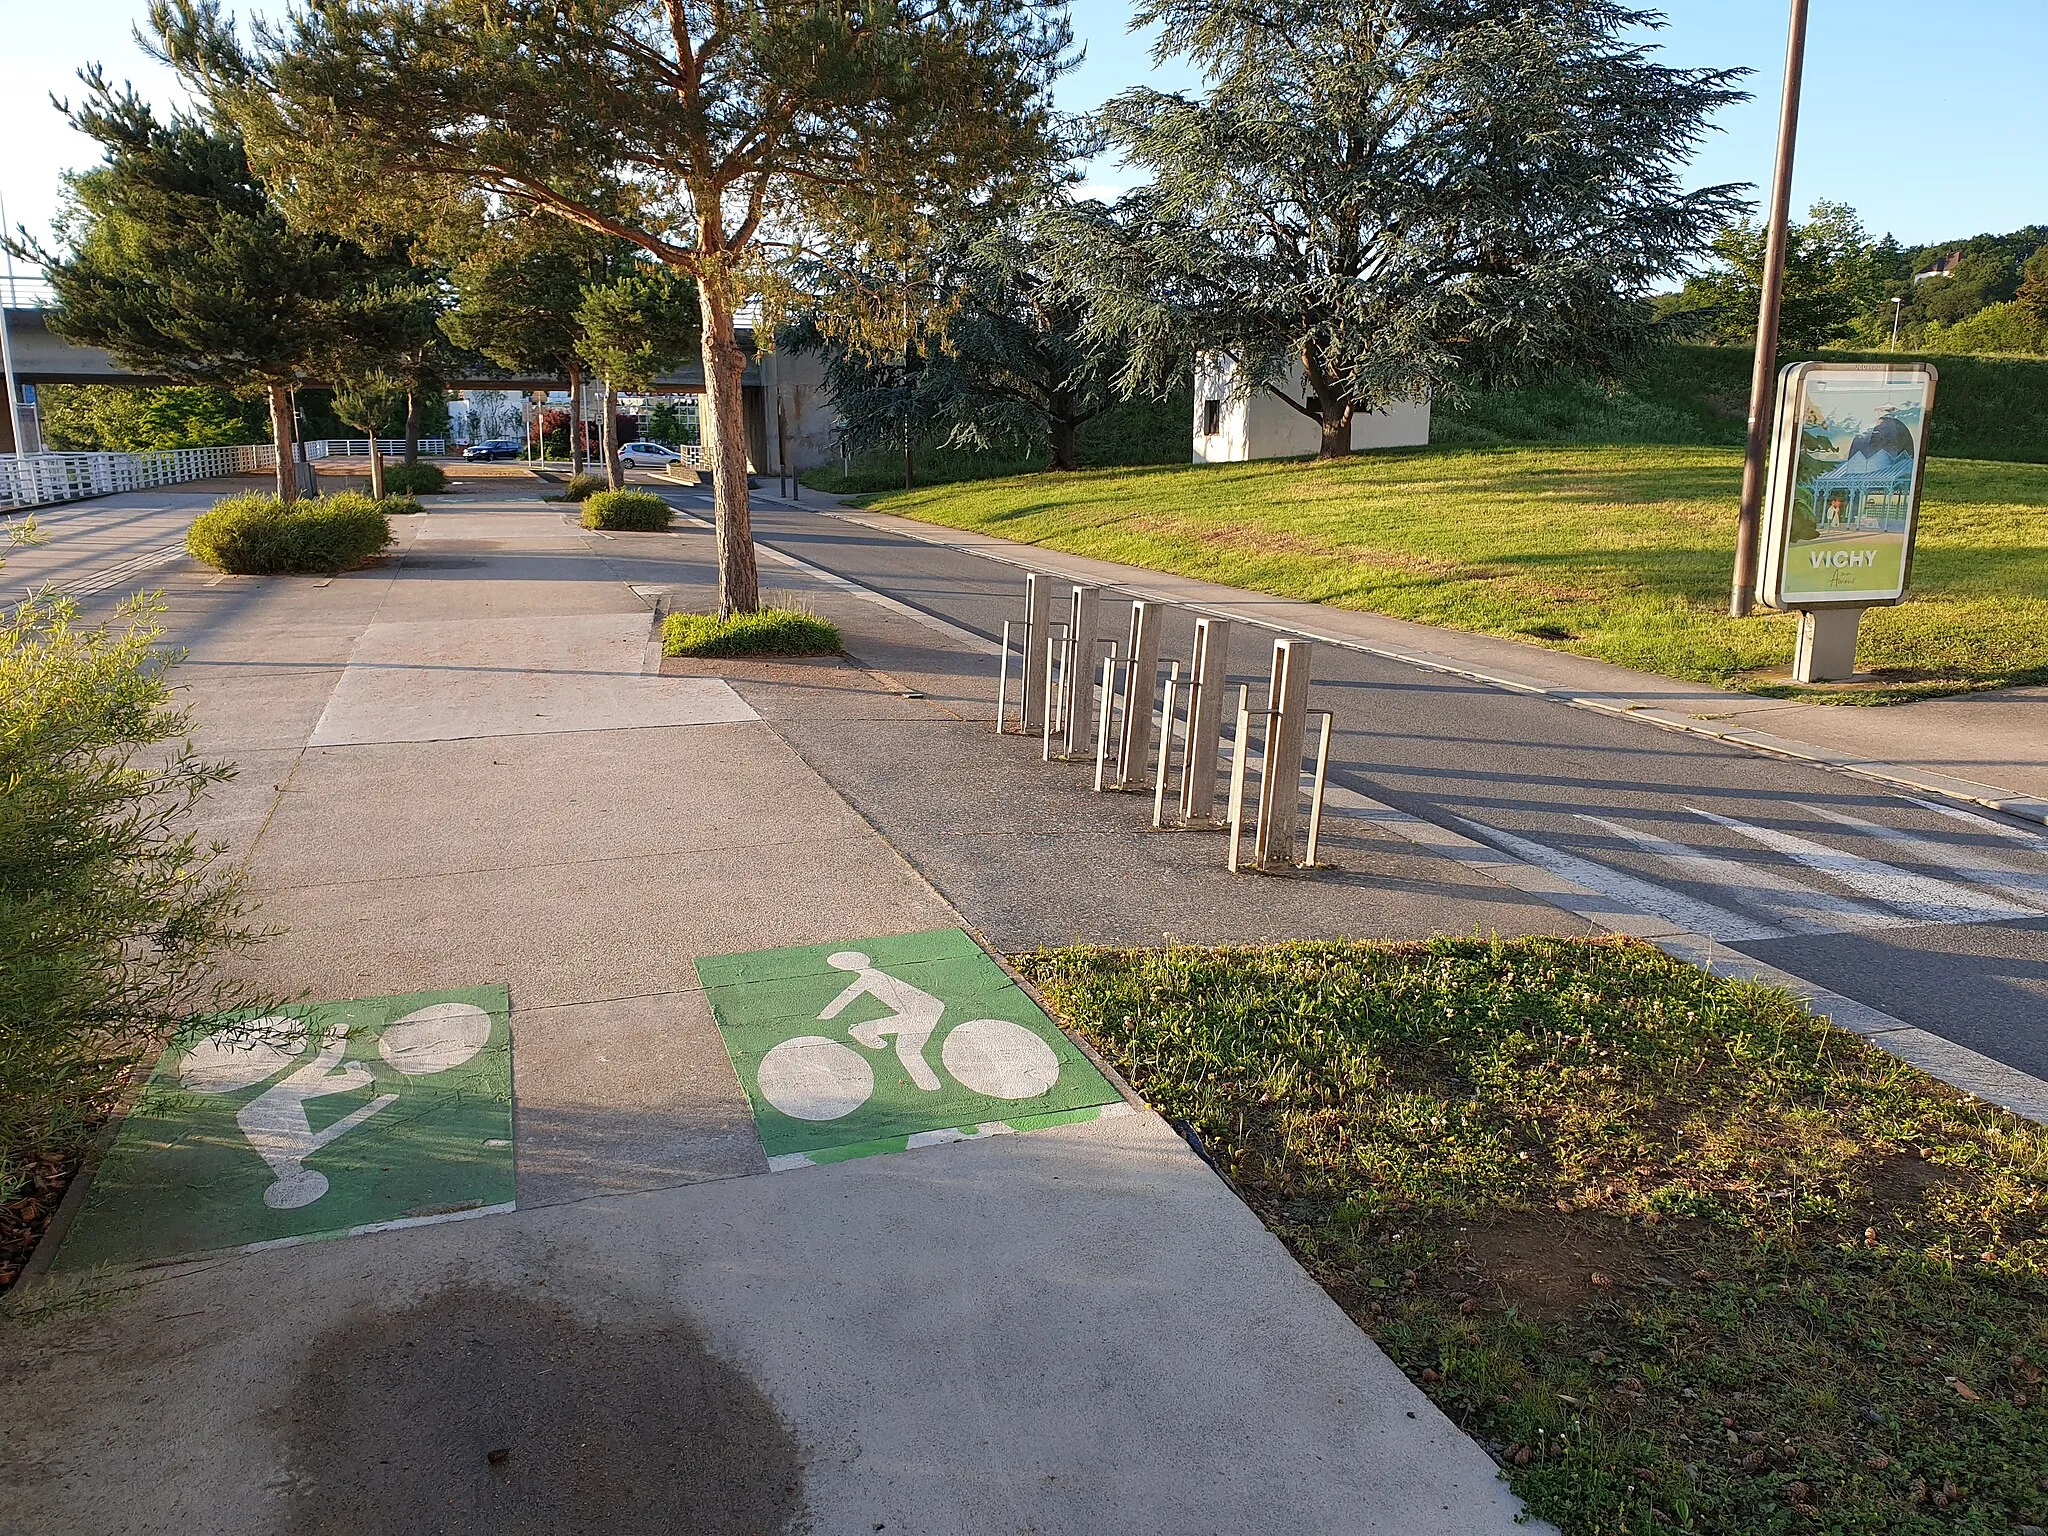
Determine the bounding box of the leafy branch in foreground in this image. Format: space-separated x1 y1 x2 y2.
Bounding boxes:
0 589 268 1225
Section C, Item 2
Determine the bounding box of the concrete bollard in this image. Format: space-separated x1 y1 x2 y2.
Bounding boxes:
1253 638 1312 866
1179 616 1232 824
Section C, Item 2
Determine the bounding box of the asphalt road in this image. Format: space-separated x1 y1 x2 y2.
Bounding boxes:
736 497 2048 1085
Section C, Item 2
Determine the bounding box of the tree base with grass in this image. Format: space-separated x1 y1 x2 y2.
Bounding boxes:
662 609 839 658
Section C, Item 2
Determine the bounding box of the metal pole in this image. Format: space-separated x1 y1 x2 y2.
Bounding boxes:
1093 647 1121 792
0 191 21 461
1730 0 1812 619
1152 662 1182 828
1304 711 1335 867
996 620 1015 732
1225 685 1252 873
1890 297 1903 353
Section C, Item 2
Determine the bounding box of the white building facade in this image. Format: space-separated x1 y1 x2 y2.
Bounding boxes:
1192 352 1429 463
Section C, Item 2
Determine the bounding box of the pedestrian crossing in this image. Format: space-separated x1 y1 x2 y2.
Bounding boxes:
1458 802 2048 946
53 543 188 599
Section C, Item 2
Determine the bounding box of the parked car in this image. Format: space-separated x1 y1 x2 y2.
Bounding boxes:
464 438 524 462
619 441 683 469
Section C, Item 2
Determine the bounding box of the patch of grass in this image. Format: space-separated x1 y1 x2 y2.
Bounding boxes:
380 461 447 495
581 489 672 531
186 491 404 575
661 607 840 657
854 444 2048 703
1022 938 2048 1536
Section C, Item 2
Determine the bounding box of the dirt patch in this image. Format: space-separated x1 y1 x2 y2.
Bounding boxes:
1453 1212 1675 1320
0 1153 81 1290
285 1282 805 1535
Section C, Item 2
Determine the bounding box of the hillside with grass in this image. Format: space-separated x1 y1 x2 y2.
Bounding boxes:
845 443 2048 704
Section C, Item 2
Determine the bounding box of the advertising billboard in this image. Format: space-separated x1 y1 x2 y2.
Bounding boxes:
1756 361 1937 610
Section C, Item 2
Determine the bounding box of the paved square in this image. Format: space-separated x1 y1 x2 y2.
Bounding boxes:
57 986 515 1270
696 928 1122 1168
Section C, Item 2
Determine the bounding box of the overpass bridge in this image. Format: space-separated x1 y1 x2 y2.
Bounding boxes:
1 305 839 473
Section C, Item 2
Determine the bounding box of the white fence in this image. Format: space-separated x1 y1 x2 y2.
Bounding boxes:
301 438 449 460
2 443 279 509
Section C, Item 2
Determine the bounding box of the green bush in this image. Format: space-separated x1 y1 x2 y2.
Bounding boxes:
0 589 265 1249
662 607 841 657
380 461 447 495
556 473 606 502
581 489 673 531
186 491 403 575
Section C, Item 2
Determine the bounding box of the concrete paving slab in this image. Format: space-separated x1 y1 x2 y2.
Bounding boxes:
1 1111 1538 1536
509 990 765 1205
244 723 866 886
307 612 757 745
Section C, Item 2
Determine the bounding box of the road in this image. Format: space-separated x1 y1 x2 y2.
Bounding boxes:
13 476 2044 1093
734 496 2048 1087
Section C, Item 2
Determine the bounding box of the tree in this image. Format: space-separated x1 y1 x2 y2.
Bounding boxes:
330 372 406 497
793 209 1129 474
576 266 702 488
38 384 268 452
1050 0 1744 460
24 75 382 501
1665 201 1887 351
157 0 1072 614
441 218 635 475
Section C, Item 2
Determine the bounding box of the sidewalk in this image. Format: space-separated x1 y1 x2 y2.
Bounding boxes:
3 485 1545 1534
813 500 2048 825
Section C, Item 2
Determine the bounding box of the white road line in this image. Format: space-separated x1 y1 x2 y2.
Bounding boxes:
1802 803 2048 909
1450 817 1788 943
1912 797 2048 851
1573 814 1910 935
1689 807 2035 926
60 544 187 597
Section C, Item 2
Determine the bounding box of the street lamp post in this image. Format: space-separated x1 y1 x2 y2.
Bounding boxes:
1729 0 1813 619
1890 296 1904 352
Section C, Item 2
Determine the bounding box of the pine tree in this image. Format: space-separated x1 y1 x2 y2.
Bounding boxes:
577 267 702 489
29 74 381 500
157 0 1072 614
1056 0 1746 458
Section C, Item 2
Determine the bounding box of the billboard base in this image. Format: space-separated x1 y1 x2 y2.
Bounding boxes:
1792 607 1864 683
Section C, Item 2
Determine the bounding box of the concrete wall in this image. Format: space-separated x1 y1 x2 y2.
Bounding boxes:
1192 352 1429 463
756 347 838 474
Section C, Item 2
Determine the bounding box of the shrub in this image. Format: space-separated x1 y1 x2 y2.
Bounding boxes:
381 461 447 495
186 491 402 575
662 607 841 657
581 489 673 531
0 590 265 1259
557 473 606 502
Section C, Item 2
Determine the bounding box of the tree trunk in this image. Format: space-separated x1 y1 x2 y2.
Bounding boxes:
1047 410 1079 472
269 383 297 502
601 380 623 490
368 440 385 500
696 278 759 615
1316 397 1356 459
403 389 421 464
568 361 586 475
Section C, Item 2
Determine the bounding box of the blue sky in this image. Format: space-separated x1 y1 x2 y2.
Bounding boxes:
4 1 2043 263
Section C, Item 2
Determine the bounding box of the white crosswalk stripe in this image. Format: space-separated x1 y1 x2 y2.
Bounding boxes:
1687 807 2036 926
1911 797 2048 852
57 544 187 598
1454 817 1787 943
1574 814 1911 934
1801 803 2048 909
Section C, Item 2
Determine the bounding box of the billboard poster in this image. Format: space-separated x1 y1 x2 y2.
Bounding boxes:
1757 361 1937 610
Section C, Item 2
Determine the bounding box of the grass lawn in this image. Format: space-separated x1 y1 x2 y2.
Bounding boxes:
850 444 2048 704
1022 939 2048 1536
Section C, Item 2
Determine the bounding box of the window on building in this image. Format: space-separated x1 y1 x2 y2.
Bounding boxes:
1202 399 1222 436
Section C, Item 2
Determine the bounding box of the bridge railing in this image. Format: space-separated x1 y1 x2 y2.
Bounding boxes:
301 438 449 460
1 444 279 509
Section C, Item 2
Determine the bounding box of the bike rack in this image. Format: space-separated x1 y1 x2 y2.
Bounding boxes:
1223 640 1333 874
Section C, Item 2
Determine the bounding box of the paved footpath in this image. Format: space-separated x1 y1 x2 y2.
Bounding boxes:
2 481 1547 1534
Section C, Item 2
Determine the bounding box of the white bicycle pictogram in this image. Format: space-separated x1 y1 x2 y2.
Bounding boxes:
174 1003 494 1209
754 951 1061 1122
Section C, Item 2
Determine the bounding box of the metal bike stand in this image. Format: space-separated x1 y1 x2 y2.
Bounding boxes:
1252 639 1312 867
994 619 1017 733
1041 622 1070 761
1020 573 1053 738
1152 661 1184 828
1303 709 1336 867
1224 684 1254 873
1179 617 1233 825
1093 645 1124 792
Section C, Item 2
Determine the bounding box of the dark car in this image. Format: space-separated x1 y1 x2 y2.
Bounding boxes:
463 438 524 462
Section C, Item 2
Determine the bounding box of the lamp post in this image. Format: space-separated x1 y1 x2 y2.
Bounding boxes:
0 190 24 461
1890 295 1904 352
1729 0 1813 619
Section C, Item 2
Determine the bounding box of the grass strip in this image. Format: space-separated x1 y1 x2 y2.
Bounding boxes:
852 444 2048 704
1021 937 2048 1536
662 607 841 657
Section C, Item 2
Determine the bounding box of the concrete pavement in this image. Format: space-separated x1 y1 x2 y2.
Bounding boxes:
3 482 1547 1534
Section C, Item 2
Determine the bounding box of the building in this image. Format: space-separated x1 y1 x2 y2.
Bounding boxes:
1191 352 1429 463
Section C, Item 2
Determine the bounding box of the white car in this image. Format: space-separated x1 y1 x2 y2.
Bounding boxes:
619 441 683 468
